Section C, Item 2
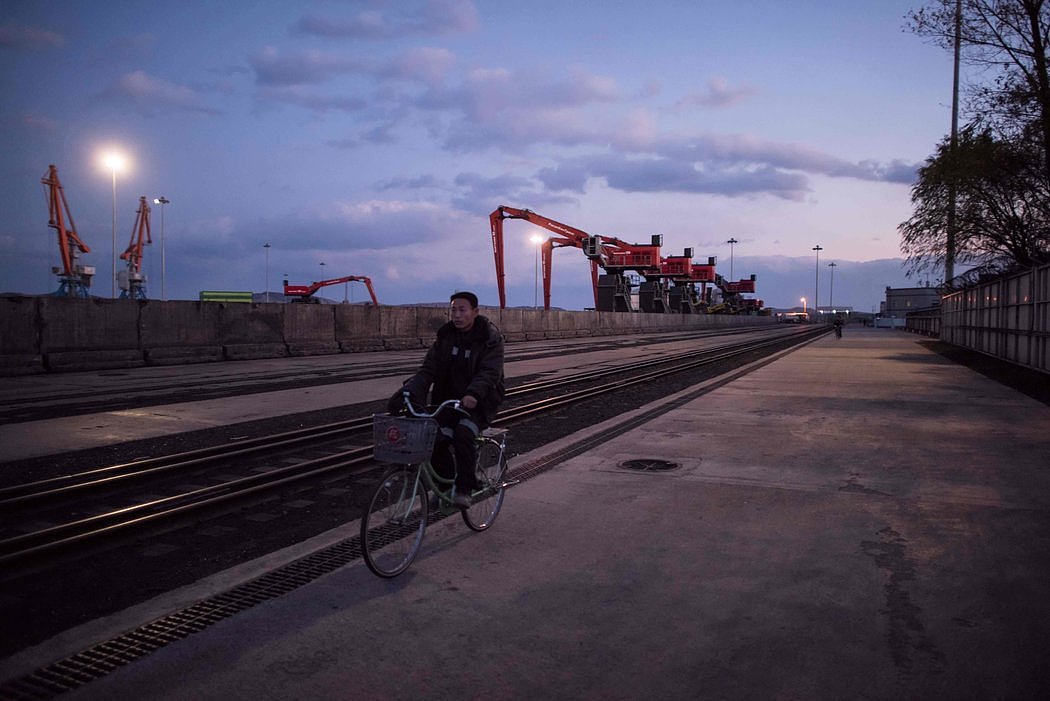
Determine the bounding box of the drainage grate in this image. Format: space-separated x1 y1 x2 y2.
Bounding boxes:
0 533 374 699
621 458 680 472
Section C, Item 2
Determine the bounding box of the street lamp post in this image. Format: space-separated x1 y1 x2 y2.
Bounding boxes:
263 243 271 301
153 197 170 300
812 245 823 318
726 237 738 280
828 261 837 310
102 152 126 298
801 297 807 315
530 234 544 308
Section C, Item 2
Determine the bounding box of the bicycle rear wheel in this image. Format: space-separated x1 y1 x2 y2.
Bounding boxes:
361 465 428 577
462 438 507 531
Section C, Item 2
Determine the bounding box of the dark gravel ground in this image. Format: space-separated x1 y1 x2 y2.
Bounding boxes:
2 331 1046 662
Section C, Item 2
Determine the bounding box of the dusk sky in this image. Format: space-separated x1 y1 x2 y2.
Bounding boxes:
1 0 954 311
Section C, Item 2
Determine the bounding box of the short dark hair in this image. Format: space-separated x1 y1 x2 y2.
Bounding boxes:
450 290 478 308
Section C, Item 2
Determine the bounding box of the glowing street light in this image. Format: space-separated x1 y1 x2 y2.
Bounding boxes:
530 234 544 308
153 197 170 300
101 151 127 298
801 297 807 315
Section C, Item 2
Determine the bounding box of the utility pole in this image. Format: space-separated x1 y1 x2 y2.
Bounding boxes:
828 261 837 309
263 243 271 301
812 245 823 316
726 237 738 280
946 0 962 287
154 197 169 300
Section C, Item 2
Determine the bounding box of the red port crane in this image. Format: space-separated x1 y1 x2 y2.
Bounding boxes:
118 196 152 299
41 164 95 297
490 205 666 312
283 275 378 305
490 205 604 309
490 204 763 314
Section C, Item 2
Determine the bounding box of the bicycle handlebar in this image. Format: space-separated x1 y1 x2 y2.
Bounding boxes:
400 390 463 418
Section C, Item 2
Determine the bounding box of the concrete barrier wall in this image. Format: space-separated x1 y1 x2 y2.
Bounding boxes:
141 300 223 364
0 297 776 375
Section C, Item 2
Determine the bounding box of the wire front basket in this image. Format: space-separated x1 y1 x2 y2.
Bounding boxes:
372 414 439 464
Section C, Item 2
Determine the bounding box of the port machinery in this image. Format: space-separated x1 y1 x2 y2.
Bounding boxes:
283 275 379 304
489 205 763 314
41 165 95 298
118 196 153 300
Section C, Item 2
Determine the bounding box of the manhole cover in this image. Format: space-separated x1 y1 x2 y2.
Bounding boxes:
620 458 679 472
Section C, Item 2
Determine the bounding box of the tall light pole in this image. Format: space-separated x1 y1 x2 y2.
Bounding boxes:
263 243 271 301
812 244 823 317
946 0 962 286
801 297 807 315
530 234 544 308
828 261 837 310
726 237 738 280
153 197 170 300
102 152 127 298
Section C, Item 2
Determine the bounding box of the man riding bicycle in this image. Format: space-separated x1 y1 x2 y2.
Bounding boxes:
388 291 505 509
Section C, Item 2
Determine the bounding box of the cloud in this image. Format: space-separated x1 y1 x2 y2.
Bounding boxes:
675 77 757 109
250 47 372 86
257 86 368 113
249 200 474 252
380 47 457 86
293 0 479 39
0 23 64 50
376 174 442 191
21 112 59 132
537 154 811 201
101 71 220 115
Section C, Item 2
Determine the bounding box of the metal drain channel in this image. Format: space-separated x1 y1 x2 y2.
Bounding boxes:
0 534 369 699
1 332 820 700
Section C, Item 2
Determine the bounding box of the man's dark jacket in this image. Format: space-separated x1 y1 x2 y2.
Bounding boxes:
400 315 505 426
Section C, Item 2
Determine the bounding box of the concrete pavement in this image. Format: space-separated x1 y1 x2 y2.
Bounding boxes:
6 327 1049 699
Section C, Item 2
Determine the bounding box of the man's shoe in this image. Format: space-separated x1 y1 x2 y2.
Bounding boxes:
453 492 472 510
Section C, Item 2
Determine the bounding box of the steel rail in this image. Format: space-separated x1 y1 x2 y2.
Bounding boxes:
0 327 825 565
1 326 812 506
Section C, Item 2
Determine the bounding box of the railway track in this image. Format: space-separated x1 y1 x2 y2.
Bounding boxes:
0 325 826 569
0 325 772 424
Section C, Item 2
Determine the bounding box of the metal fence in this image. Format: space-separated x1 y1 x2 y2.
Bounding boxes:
938 262 1050 373
904 307 940 337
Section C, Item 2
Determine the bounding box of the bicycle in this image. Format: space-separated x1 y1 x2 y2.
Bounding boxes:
361 392 513 578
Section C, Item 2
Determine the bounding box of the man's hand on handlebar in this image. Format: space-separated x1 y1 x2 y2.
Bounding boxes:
461 395 477 410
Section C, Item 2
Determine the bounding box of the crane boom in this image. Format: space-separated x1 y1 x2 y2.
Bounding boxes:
489 204 762 314
283 275 378 305
490 205 604 309
118 196 152 299
41 164 94 297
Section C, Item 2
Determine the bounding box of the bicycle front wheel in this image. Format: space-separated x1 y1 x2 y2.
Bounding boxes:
462 438 507 531
361 465 428 577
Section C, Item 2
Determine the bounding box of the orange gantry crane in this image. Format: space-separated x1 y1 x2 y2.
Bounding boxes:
283 275 378 304
490 204 762 314
41 164 95 297
118 196 152 299
490 205 666 312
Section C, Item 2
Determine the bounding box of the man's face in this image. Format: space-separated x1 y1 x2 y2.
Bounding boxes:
450 298 479 331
